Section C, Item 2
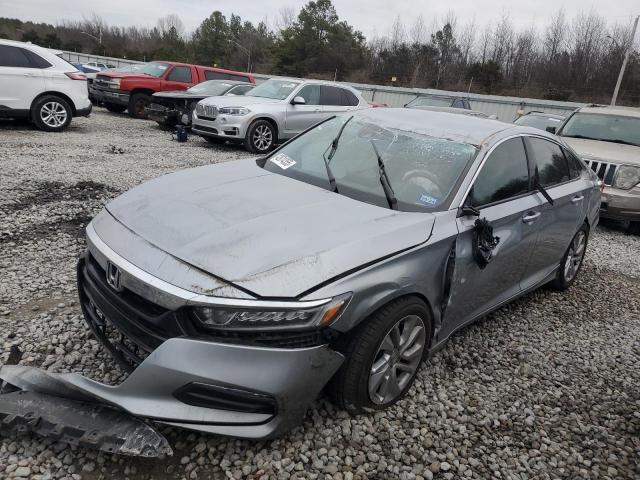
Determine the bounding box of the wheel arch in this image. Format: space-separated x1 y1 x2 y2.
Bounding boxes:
250 116 279 139
129 88 155 98
347 291 438 350
31 92 76 115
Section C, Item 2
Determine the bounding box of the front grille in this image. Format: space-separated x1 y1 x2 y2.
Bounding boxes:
77 253 183 371
196 103 217 119
584 159 618 186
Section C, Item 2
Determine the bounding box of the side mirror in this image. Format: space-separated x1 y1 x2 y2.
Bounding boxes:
291 96 306 105
546 126 557 134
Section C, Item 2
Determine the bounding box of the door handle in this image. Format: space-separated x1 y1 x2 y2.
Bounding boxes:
571 195 584 204
522 211 541 223
23 73 34 76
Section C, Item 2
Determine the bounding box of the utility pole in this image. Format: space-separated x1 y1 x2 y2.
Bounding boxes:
611 15 639 106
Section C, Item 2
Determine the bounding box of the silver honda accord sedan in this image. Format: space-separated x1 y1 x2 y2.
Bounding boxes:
0 108 600 443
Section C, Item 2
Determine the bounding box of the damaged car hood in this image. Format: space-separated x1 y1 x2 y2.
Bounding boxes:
102 159 435 298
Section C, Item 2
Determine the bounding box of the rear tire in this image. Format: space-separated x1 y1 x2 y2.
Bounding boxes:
104 103 126 113
31 95 72 132
550 224 589 291
628 221 640 236
128 93 151 119
328 296 431 414
244 119 276 153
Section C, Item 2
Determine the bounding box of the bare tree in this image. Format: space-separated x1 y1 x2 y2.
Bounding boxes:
157 14 185 38
275 7 296 31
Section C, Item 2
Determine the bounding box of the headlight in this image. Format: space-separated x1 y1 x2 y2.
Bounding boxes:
218 107 250 116
191 294 351 331
110 78 121 89
613 165 640 190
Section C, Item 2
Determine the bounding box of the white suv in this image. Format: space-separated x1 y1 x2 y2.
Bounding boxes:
0 39 92 131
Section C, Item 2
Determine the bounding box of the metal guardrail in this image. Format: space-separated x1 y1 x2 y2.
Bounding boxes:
253 73 586 121
54 50 585 121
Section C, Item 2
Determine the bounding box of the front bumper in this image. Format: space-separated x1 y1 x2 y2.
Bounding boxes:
191 111 249 140
0 337 343 440
70 251 343 438
92 87 130 106
600 185 640 222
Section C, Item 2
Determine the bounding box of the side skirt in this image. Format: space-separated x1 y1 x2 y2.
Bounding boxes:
426 266 558 358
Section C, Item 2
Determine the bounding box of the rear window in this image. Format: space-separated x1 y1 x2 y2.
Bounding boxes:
525 137 570 187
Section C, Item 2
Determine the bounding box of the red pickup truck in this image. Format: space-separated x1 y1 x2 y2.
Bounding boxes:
91 61 255 118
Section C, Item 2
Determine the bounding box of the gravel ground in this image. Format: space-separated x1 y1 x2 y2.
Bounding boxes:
0 109 639 480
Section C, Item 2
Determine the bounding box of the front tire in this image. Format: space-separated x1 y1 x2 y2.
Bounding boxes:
627 221 640 236
550 224 588 291
329 296 431 414
244 119 276 153
104 103 127 113
128 93 151 119
31 95 72 132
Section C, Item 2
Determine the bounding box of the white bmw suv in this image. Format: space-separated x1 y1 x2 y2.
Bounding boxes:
0 39 92 131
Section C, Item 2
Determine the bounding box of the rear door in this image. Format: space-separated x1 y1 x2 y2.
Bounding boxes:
519 136 589 289
162 65 194 91
284 84 324 135
0 44 46 110
442 137 541 337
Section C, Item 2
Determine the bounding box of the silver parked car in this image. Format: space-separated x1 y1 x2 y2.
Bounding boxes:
0 109 600 451
192 78 369 152
552 105 640 233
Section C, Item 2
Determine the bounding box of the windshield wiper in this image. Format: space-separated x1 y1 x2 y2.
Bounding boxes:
326 116 353 161
370 140 398 210
321 116 354 193
321 150 339 193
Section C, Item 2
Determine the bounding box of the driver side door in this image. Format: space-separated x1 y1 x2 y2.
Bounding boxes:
441 136 543 339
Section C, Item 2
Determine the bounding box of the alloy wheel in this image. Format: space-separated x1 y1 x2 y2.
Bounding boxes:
368 314 426 405
253 125 273 151
40 102 67 128
563 230 586 282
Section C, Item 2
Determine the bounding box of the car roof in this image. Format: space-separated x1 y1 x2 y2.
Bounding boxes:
577 105 640 118
354 107 528 146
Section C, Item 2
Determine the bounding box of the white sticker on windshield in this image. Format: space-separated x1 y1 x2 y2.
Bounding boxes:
270 153 296 170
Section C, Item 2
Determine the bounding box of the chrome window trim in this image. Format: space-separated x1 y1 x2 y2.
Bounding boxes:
86 223 332 310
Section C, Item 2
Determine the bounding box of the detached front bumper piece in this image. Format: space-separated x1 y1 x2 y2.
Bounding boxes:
0 337 343 453
0 378 171 457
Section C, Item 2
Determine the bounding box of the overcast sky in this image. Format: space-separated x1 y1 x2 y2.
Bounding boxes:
0 0 637 38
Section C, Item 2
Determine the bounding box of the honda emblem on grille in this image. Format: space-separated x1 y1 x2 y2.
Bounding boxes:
106 261 123 291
